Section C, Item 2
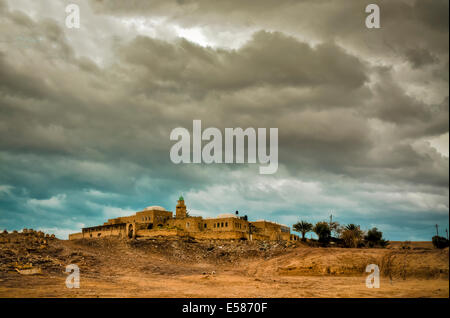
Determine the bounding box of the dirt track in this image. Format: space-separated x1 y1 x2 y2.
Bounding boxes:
0 232 448 298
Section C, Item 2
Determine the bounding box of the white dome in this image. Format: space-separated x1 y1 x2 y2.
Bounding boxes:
216 213 238 219
144 206 166 211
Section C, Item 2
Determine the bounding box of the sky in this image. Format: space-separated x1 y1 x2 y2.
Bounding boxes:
0 0 448 240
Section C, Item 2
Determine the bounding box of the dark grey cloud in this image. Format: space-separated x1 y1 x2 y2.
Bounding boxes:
88 0 449 60
120 32 368 92
405 47 439 68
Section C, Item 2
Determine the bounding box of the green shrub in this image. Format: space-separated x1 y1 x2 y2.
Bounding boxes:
365 227 389 248
432 236 449 249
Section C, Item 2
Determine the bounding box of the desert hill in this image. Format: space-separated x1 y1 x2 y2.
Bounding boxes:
0 230 448 297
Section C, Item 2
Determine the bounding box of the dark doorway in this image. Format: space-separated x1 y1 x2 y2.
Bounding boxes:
128 224 134 238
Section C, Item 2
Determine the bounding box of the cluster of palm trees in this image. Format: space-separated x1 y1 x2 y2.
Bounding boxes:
293 220 388 248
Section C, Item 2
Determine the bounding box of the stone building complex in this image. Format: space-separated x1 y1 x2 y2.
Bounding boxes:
69 197 299 241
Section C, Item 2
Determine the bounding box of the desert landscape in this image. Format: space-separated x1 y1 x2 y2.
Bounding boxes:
0 230 448 298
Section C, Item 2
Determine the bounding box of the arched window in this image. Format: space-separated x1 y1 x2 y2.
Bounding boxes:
225 222 228 227
221 222 224 228
204 224 207 228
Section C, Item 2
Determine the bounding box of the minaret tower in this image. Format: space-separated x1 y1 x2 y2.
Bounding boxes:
176 196 187 218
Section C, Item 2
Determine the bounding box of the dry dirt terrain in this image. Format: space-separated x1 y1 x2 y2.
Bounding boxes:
0 231 448 298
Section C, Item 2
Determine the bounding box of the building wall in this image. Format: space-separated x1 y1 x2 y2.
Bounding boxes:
251 221 291 241
250 233 271 241
68 232 83 240
106 210 173 227
69 201 296 242
280 232 291 241
70 225 291 242
68 223 127 240
137 228 183 238
203 217 249 232
166 216 203 232
191 230 248 240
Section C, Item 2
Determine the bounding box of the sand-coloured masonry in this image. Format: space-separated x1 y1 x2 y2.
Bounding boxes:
69 197 300 242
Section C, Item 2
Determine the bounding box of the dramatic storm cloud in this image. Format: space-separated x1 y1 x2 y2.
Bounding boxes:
0 0 448 240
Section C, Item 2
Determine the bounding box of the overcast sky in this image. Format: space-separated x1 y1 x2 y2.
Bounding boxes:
0 0 448 240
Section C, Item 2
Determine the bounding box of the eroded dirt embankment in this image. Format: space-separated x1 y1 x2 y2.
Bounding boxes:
59 237 450 280
1 232 448 280
0 232 448 298
244 247 449 279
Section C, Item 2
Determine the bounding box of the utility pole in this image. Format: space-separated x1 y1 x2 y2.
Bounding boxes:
329 211 334 228
329 212 335 238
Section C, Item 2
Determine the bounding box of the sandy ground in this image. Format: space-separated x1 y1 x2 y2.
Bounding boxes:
0 234 448 298
1 270 448 298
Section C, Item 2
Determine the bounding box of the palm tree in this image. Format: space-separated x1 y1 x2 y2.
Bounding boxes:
345 224 359 231
313 221 331 243
293 221 313 241
341 224 363 248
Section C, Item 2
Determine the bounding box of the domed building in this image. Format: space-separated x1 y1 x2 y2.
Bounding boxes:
144 206 166 211
69 196 297 242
